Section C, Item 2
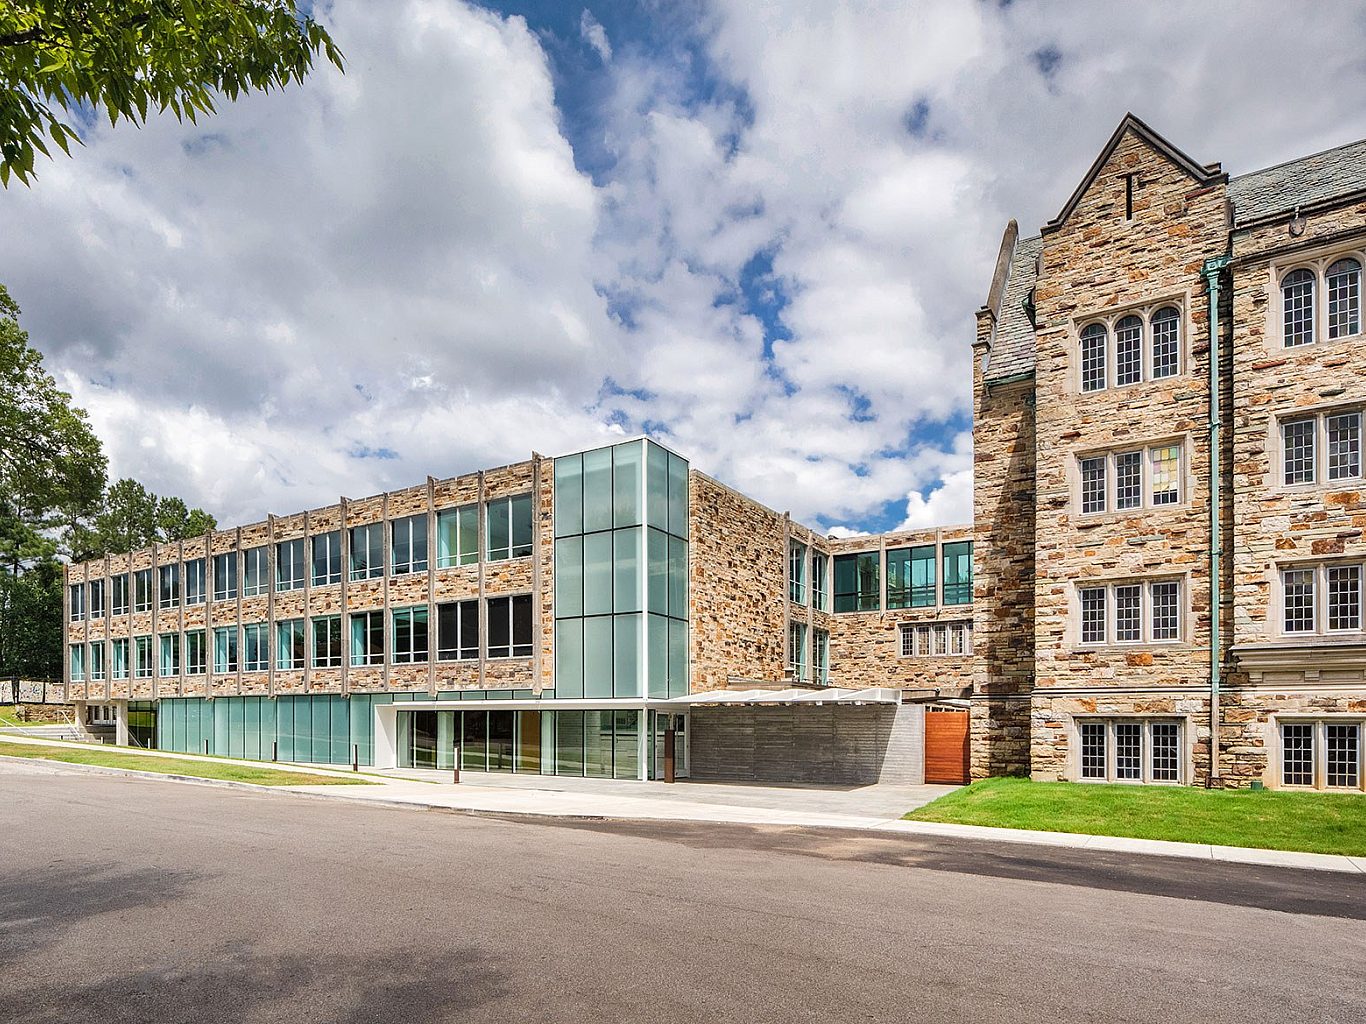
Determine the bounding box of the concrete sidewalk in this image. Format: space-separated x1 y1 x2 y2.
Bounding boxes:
5 734 1363 875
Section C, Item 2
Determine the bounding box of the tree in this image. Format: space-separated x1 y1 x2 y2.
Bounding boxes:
0 284 106 545
71 478 219 561
0 556 61 682
0 1 343 184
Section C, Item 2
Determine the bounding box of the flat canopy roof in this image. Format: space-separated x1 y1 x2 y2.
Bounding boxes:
381 687 904 714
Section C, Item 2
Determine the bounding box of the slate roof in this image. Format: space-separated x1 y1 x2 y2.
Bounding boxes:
1229 138 1366 224
983 234 1043 384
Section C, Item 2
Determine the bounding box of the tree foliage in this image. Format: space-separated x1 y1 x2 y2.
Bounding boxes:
0 0 343 184
70 478 217 561
0 556 61 681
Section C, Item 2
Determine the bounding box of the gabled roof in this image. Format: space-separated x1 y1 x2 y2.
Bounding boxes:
1042 113 1225 234
1229 137 1366 226
982 231 1043 385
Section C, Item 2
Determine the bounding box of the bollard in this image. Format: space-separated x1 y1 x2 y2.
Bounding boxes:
353 744 359 773
204 739 209 756
272 740 278 763
452 743 460 784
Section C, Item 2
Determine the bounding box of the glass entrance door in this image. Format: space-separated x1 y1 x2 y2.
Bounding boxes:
488 710 514 772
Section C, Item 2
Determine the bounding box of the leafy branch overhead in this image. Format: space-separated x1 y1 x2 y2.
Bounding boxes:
0 0 344 184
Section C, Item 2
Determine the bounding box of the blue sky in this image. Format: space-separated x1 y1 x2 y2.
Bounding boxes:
3 1 1366 534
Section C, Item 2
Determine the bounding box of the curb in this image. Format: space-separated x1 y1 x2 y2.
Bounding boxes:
0 754 380 797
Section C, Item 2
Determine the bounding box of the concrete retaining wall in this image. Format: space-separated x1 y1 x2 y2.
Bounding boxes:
689 704 924 785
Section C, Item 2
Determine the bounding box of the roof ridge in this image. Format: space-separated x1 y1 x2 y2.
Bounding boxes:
1232 135 1366 181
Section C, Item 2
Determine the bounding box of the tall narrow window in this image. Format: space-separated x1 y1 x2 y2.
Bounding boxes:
312 616 342 668
1328 412 1362 481
158 564 180 609
185 631 206 675
1328 566 1362 632
1151 722 1180 782
1080 323 1107 391
1282 419 1317 485
350 610 384 666
111 574 129 614
133 569 152 612
1080 722 1106 779
1115 314 1143 386
788 621 808 679
1150 445 1181 505
241 547 269 597
907 545 936 607
69 584 85 621
1151 581 1180 641
1281 723 1315 786
311 531 342 586
436 506 479 568
1282 568 1316 633
213 626 238 674
111 638 129 679
1080 456 1107 514
276 539 305 591
349 524 384 580
159 633 180 676
885 547 911 609
788 541 807 604
391 515 429 575
437 601 479 661
134 636 153 678
487 495 533 561
1326 724 1360 789
392 606 429 663
242 623 268 672
1282 268 1316 347
88 642 105 680
941 541 972 606
276 618 305 670
88 580 105 618
1114 585 1142 642
1080 587 1107 644
487 595 533 658
1150 306 1180 379
69 644 85 681
1114 722 1142 780
184 558 205 605
212 553 237 601
811 553 829 612
813 628 830 684
1115 451 1143 510
1326 258 1361 340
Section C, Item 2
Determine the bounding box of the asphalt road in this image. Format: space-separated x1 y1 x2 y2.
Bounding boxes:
3 765 1365 1023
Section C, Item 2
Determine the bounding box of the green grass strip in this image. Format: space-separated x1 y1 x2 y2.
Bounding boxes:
906 777 1366 857
0 740 375 787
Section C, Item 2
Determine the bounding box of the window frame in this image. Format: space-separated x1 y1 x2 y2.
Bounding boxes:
787 620 808 680
1076 302 1186 392
1074 717 1186 784
486 495 534 562
391 605 430 664
832 551 880 614
213 626 238 675
184 630 207 676
211 552 237 601
436 505 480 569
437 600 480 662
486 593 533 659
111 573 129 615
1277 406 1364 488
158 563 180 610
788 541 808 605
311 531 343 587
1276 252 1366 350
1075 441 1186 516
88 579 105 619
311 615 343 668
275 538 305 592
133 635 153 679
133 569 153 612
241 623 269 673
158 632 180 677
241 547 269 597
184 558 206 606
390 514 429 577
349 523 385 581
1276 719 1365 791
1277 561 1366 637
1075 579 1185 647
276 618 306 671
899 620 972 658
349 609 384 667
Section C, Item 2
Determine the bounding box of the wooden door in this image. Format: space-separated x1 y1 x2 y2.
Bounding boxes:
924 708 970 784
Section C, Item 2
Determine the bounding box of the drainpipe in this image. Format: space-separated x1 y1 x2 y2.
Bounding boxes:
1202 254 1230 786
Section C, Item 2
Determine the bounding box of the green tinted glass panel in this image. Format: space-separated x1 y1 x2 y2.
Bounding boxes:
583 616 613 699
582 448 613 533
667 452 689 538
647 529 668 614
556 711 584 776
554 619 584 698
614 710 640 780
668 618 688 697
585 711 613 778
613 528 642 613
942 541 973 605
487 500 510 559
646 442 669 531
554 536 583 617
582 533 613 616
833 552 879 612
554 455 583 537
648 613 669 699
613 441 642 527
614 613 641 698
668 537 688 618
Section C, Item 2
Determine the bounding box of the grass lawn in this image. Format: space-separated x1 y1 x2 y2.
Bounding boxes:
0 740 376 787
906 777 1366 857
0 706 25 728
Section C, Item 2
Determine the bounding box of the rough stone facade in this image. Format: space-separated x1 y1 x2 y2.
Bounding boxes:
977 114 1366 789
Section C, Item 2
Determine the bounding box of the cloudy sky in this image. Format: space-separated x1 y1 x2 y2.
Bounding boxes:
5 0 1366 534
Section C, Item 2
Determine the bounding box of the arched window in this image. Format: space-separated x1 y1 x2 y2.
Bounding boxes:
1115 315 1143 386
1151 306 1181 379
1282 268 1316 347
1080 323 1107 392
1327 258 1361 340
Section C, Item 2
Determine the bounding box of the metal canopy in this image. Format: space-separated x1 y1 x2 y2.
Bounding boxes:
660 687 904 706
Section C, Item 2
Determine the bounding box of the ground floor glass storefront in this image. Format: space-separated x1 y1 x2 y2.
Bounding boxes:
396 708 687 780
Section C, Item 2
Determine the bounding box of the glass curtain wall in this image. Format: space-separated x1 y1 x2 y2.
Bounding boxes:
553 439 689 703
